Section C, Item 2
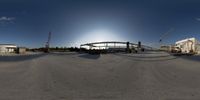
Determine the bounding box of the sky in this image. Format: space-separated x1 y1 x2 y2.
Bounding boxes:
0 0 200 48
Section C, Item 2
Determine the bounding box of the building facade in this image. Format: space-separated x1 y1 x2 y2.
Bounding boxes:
17 47 26 54
0 44 17 53
175 38 200 54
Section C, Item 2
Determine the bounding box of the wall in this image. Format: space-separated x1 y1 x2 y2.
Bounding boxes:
0 45 17 53
176 38 200 53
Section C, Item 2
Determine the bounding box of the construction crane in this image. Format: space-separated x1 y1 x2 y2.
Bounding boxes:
44 32 51 53
159 28 174 43
158 28 183 53
159 28 174 52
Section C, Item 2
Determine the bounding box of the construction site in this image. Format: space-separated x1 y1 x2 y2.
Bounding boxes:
1 0 200 99
0 32 200 100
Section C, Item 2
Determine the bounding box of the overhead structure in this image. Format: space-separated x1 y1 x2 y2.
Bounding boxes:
80 41 153 53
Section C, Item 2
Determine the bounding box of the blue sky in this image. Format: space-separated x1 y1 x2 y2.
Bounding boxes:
0 0 200 48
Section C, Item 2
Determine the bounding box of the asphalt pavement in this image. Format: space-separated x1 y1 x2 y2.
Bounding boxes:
0 51 200 100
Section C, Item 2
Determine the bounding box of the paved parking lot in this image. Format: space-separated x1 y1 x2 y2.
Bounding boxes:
0 51 200 100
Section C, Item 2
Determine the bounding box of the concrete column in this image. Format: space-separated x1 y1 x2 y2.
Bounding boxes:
138 41 141 48
126 42 130 53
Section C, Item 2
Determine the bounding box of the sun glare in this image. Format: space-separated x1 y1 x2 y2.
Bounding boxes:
80 29 122 43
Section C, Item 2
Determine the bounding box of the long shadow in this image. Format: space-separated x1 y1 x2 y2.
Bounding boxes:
115 53 173 58
50 52 79 56
135 51 169 54
78 54 100 60
180 55 200 62
114 53 178 62
0 54 46 62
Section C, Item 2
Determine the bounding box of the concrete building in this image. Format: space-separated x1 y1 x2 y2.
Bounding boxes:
16 47 26 54
0 44 17 53
175 38 200 54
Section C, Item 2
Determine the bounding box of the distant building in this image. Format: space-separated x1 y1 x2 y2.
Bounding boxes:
175 37 200 54
160 45 172 51
16 47 26 54
0 44 17 53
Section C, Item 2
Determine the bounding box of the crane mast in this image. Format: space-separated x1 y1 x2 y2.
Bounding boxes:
44 32 51 53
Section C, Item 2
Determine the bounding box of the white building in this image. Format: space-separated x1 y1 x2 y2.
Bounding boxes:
0 44 17 53
175 38 200 54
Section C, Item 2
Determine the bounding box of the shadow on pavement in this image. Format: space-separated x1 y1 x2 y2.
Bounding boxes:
0 54 46 62
114 53 178 62
50 52 78 56
79 54 100 60
117 54 172 58
180 55 200 62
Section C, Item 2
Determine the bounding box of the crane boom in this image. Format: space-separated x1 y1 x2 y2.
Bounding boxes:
159 28 174 42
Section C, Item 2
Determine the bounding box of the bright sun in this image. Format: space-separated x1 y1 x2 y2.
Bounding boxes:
81 29 122 43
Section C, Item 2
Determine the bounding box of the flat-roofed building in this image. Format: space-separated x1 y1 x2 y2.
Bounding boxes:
16 47 26 54
175 38 200 54
0 44 17 53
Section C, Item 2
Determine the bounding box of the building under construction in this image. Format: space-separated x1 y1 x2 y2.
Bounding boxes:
80 41 153 54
